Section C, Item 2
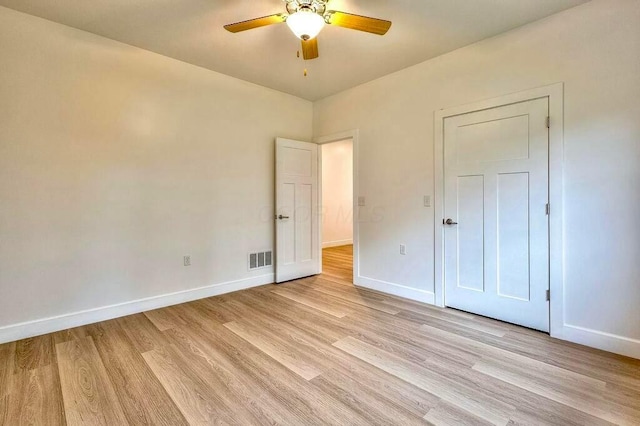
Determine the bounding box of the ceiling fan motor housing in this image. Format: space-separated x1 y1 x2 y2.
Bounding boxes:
284 0 328 17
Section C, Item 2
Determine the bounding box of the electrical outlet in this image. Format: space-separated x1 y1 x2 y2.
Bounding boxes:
358 196 366 207
183 255 191 266
400 244 407 255
424 195 431 207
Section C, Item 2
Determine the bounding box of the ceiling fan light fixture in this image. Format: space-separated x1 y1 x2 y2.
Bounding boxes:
286 10 325 41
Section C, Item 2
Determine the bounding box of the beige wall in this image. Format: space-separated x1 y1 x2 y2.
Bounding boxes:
0 6 312 338
314 0 640 357
321 140 353 248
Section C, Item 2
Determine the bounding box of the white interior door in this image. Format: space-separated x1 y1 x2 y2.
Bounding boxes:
444 98 550 332
275 138 320 283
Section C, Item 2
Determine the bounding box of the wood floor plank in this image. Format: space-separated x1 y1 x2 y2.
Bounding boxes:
603 382 640 411
226 299 355 371
425 401 494 426
223 320 324 380
171 318 373 425
52 326 88 346
328 360 440 419
116 313 173 354
189 297 244 324
142 344 238 424
398 309 509 339
56 336 129 426
473 361 639 425
409 336 613 425
179 293 264 327
419 314 640 393
3 365 66 426
271 287 351 318
343 309 482 367
333 336 515 425
85 320 189 426
311 368 430 425
0 342 15 399
309 272 355 288
352 321 613 425
502 330 640 392
404 309 508 337
0 371 10 400
297 277 402 314
351 286 476 320
407 332 624 424
276 281 393 320
14 335 55 373
419 324 607 390
165 325 309 425
232 289 351 344
351 323 474 367
0 394 9 425
143 306 188 331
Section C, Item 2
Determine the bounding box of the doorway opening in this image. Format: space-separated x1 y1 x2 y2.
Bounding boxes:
315 130 359 283
320 139 353 281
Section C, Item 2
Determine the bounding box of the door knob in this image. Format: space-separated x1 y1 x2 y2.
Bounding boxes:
444 218 458 225
278 215 290 220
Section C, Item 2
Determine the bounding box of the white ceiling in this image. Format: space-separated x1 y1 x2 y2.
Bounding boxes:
0 0 588 100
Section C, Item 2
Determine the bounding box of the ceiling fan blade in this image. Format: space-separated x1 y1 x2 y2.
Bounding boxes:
224 14 286 33
326 11 392 35
301 38 319 60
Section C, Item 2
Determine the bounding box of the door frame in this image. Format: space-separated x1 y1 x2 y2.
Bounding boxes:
433 83 564 337
314 130 359 282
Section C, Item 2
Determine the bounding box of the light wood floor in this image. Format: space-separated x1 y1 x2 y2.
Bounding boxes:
1 244 639 425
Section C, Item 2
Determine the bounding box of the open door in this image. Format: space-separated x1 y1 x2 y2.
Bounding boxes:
275 138 320 283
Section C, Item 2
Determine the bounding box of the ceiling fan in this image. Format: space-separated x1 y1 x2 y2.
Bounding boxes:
224 0 392 61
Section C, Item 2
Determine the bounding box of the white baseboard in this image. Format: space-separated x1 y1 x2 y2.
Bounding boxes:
0 273 274 345
322 239 353 248
557 323 640 359
355 275 435 304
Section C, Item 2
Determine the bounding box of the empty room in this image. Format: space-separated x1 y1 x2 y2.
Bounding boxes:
1 0 639 425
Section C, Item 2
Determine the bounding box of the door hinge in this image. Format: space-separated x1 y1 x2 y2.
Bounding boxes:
546 116 550 128
546 289 550 301
545 203 550 215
